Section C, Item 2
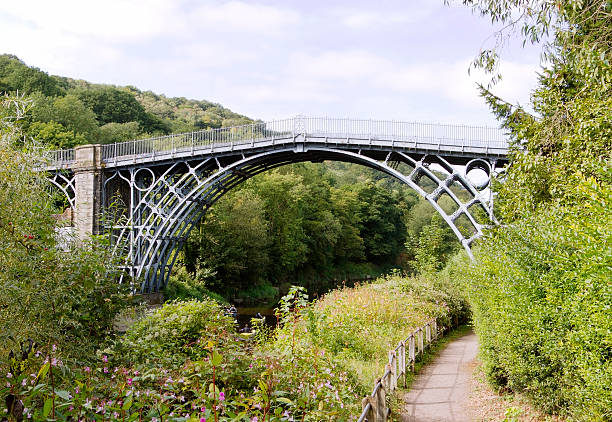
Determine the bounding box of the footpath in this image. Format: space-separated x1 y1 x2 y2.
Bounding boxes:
398 330 478 422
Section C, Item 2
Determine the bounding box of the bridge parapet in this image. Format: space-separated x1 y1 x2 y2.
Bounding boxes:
46 117 509 170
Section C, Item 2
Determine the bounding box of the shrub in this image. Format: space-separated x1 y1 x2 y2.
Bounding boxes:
116 299 236 366
0 93 129 363
462 175 612 419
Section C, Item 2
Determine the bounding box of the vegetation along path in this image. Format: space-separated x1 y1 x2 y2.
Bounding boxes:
399 330 478 422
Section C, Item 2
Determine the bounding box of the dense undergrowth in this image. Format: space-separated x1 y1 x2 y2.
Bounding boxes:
453 2 612 420
1 271 467 421
459 176 612 420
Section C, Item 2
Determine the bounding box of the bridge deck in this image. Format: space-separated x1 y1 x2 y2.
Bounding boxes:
44 117 508 170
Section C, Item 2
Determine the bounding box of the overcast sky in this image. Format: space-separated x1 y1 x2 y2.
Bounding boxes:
0 0 543 126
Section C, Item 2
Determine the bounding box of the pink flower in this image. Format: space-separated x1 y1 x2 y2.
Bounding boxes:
219 392 225 401
200 406 206 412
103 367 109 373
200 418 206 422
84 366 91 373
102 355 108 363
127 378 133 386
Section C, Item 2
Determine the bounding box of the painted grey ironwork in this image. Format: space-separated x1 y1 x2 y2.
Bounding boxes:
48 170 76 211
45 116 508 293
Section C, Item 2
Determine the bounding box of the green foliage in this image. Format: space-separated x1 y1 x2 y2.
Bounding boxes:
185 189 270 294
353 181 407 263
130 87 252 133
456 1 612 419
116 299 236 366
0 94 129 362
27 121 87 148
410 214 459 273
97 121 142 144
163 266 227 304
270 275 468 395
464 177 611 419
0 55 64 96
72 86 170 134
28 92 100 142
0 54 253 148
182 164 417 301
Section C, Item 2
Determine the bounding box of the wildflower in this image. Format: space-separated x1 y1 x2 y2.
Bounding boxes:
103 367 109 373
127 378 133 386
52 344 57 352
102 355 108 362
200 418 206 422
6 373 12 379
21 379 26 386
219 392 225 401
200 406 206 412
252 417 258 422
84 366 91 373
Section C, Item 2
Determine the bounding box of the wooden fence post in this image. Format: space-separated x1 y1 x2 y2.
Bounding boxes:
366 380 387 422
388 351 397 390
399 341 406 387
419 328 425 355
409 334 415 372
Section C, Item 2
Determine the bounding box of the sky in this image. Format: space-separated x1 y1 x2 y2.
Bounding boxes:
0 0 544 126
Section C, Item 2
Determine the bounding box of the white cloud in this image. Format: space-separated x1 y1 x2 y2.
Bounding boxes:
0 0 177 43
338 5 437 29
0 1 541 125
190 1 300 34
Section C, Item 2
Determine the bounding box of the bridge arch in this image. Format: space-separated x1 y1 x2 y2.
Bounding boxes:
109 146 498 292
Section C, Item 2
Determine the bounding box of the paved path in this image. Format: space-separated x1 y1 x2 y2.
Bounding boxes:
398 330 478 422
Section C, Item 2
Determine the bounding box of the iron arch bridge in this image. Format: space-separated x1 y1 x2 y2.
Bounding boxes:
46 116 508 293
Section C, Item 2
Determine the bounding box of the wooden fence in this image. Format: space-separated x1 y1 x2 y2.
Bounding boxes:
356 318 444 422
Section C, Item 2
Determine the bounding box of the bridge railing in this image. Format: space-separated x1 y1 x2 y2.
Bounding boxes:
301 117 507 147
356 318 445 422
100 118 296 162
45 117 507 167
41 148 75 168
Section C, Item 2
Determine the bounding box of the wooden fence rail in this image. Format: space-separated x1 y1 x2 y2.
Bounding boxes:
356 318 444 422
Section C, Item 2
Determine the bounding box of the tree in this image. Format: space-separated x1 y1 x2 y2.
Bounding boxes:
0 54 64 96
455 1 612 417
353 182 407 264
0 93 128 362
29 93 99 142
72 86 169 134
27 121 87 149
186 190 270 294
98 121 142 144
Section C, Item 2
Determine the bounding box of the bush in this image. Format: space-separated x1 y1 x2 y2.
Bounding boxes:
116 299 236 366
462 175 612 419
163 265 227 304
0 94 129 363
267 274 468 401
